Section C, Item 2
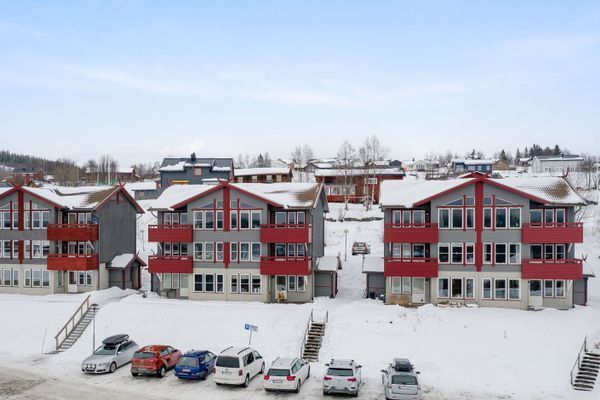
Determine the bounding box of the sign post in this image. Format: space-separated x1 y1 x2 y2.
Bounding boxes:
244 323 258 345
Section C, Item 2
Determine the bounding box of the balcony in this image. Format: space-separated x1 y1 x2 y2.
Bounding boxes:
384 223 438 243
47 224 99 242
260 256 312 275
522 258 583 280
260 224 311 243
148 255 193 274
522 222 583 244
47 254 99 271
148 224 193 243
384 257 438 278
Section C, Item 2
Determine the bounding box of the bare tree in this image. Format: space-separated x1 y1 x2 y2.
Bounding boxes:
54 158 79 185
291 144 315 182
336 140 356 210
83 158 98 184
358 136 389 210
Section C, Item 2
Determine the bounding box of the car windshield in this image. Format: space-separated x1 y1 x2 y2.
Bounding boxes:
327 368 354 377
392 375 418 385
178 356 199 367
267 368 290 376
134 351 156 359
94 345 117 355
216 356 240 368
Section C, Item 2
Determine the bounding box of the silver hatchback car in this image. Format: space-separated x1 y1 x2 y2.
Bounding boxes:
381 358 422 400
81 334 139 374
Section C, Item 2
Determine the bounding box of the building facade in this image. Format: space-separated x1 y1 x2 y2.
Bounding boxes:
530 155 584 174
234 167 293 183
452 159 494 174
373 173 588 310
0 185 145 295
147 181 329 303
159 154 234 187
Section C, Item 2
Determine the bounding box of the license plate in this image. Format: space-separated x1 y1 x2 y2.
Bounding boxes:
222 371 232 375
273 379 283 383
182 369 190 373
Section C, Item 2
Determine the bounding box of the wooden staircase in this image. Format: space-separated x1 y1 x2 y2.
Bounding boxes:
54 295 99 352
301 310 328 362
571 336 600 391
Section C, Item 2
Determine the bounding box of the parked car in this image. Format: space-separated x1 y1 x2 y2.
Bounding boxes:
381 358 422 400
174 350 217 380
130 345 182 378
323 359 362 397
81 334 139 374
264 357 310 393
351 242 370 255
214 346 265 387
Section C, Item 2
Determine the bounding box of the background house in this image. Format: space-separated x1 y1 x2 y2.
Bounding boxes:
234 167 293 183
159 154 234 187
530 154 583 174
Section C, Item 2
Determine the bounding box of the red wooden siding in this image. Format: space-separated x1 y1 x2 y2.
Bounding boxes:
47 254 99 271
47 224 99 242
521 259 583 280
148 255 193 273
260 224 311 243
384 258 438 277
260 256 312 275
384 223 438 243
148 225 193 243
521 223 583 244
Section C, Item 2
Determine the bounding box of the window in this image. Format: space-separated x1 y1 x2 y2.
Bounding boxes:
216 211 223 230
297 276 306 291
545 244 554 260
205 211 214 230
465 278 474 299
391 277 401 295
194 274 203 292
251 243 261 262
451 278 463 298
544 280 554 297
451 244 463 264
240 274 250 293
216 274 224 293
509 208 521 228
545 209 554 224
482 278 492 299
495 208 507 228
230 211 238 229
402 211 411 224
230 274 239 293
466 244 475 264
275 243 286 257
494 279 507 299
555 280 565 297
216 242 224 261
437 278 449 298
240 211 250 229
297 212 306 225
451 209 463 229
205 274 215 292
531 244 543 260
402 277 412 294
12 269 19 287
24 270 31 287
556 209 566 224
509 280 520 300
275 212 286 225
438 209 449 229
194 243 203 261
240 243 250 261
413 210 425 225
251 275 262 293
2 269 11 286
556 244 566 260
392 243 402 258
495 244 507 264
530 210 542 225
251 211 261 229
2 241 10 258
297 243 305 257
438 244 449 263
288 275 297 291
32 270 41 287
204 242 214 262
412 244 425 258
56 271 63 287
172 274 180 289
484 208 492 229
466 208 474 229
230 243 238 262
402 243 411 258
509 244 521 264
85 271 92 286
193 211 203 229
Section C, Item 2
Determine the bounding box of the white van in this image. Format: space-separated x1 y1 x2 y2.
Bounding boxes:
214 346 265 387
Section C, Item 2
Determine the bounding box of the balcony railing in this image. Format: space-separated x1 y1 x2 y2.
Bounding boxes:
148 224 193 243
384 257 438 277
522 258 583 280
522 222 583 244
384 223 438 243
47 253 99 271
148 255 194 274
260 256 312 275
47 224 99 242
260 224 311 243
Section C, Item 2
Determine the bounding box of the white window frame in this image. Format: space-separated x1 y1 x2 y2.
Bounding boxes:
509 243 521 264
297 276 306 292
465 278 475 299
494 278 507 300
451 243 463 264
508 279 520 300
230 274 239 293
438 209 450 229
509 208 521 228
465 243 475 264
438 243 450 263
555 280 566 298
437 277 449 298
482 278 492 299
495 243 507 265
391 277 402 295
543 280 555 298
451 278 463 299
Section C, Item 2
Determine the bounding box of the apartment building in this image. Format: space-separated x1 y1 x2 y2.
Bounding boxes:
0 184 145 295
147 181 329 303
234 167 293 183
368 172 589 310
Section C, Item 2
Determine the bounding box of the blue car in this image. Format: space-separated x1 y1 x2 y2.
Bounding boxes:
174 350 217 380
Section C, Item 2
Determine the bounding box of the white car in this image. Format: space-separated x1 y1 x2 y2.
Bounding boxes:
264 357 310 392
214 346 265 387
323 359 362 397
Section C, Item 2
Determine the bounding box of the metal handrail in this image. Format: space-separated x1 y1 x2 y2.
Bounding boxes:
260 224 312 229
54 294 91 351
524 222 583 228
300 309 314 358
148 224 193 229
324 310 329 324
523 258 583 265
385 223 438 229
570 336 588 386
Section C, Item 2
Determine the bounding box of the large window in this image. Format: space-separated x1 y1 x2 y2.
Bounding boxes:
451 278 463 299
438 244 449 263
437 278 449 298
482 279 492 299
494 279 507 300
509 279 520 300
193 210 219 230
438 209 449 229
509 244 521 264
495 244 507 264
495 208 507 228
451 209 463 229
451 244 463 264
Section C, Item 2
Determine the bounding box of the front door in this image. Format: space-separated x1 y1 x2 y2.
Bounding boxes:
528 280 543 309
411 278 426 304
68 271 78 293
180 274 189 297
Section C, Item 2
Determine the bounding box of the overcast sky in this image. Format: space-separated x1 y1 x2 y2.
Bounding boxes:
1 1 599 165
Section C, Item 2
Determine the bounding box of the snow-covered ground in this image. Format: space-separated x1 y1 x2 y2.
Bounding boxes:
1 203 599 399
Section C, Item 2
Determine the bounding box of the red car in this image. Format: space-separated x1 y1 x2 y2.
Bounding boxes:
131 345 182 378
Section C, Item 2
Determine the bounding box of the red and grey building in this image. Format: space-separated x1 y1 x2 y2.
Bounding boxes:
0 185 145 294
147 181 332 303
366 172 591 309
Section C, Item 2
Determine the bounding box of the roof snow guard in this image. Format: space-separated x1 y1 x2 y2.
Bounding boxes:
379 173 586 208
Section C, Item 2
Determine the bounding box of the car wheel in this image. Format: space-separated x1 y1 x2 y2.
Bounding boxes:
243 374 250 387
307 365 310 377
109 362 117 374
158 366 166 378
216 382 222 386
131 372 138 377
260 362 265 374
295 380 300 393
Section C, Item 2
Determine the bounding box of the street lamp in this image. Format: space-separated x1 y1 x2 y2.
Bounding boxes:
91 303 99 352
344 229 349 262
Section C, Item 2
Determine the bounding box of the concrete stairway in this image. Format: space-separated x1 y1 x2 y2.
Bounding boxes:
572 336 600 391
58 306 99 351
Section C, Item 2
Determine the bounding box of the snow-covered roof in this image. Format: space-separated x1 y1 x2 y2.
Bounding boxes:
159 157 234 172
533 155 583 162
362 256 384 273
380 175 586 208
149 184 216 211
315 168 405 177
234 167 291 177
109 253 146 269
117 167 134 174
24 186 120 210
452 159 495 166
316 256 341 272
212 166 231 172
124 181 157 192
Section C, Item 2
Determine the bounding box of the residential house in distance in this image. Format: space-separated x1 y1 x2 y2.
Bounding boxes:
0 185 145 295
146 181 330 303
369 172 590 310
451 159 494 174
234 167 293 183
530 154 584 174
159 154 234 187
7 168 45 185
116 167 141 183
492 159 510 171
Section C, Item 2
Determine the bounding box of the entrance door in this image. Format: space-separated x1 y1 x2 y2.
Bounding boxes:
528 280 543 309
68 271 78 293
275 275 287 302
411 278 426 304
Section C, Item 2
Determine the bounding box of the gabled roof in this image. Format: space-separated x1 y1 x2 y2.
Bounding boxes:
234 167 291 177
109 253 147 269
379 174 586 208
